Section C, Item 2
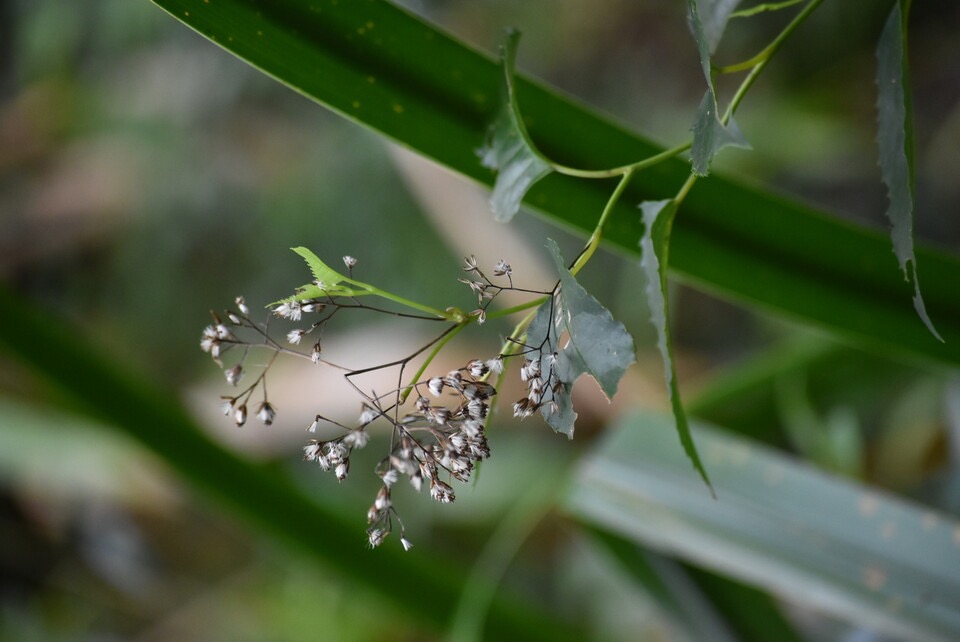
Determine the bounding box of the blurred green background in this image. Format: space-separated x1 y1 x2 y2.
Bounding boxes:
1 1 959 640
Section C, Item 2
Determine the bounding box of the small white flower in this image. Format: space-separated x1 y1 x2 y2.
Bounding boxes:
235 296 249 315
311 344 322 364
401 537 413 552
286 329 304 345
225 364 244 386
430 479 455 503
367 528 386 548
306 417 320 433
274 300 302 321
215 324 231 340
343 255 357 269
221 400 234 416
234 404 247 426
335 460 350 481
374 486 391 511
493 259 512 277
467 359 488 378
380 468 399 487
303 442 322 461
358 404 378 425
486 357 504 375
343 430 369 449
427 377 444 397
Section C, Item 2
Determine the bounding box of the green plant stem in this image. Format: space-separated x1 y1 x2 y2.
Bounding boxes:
550 143 691 179
723 0 825 121
570 169 635 276
731 0 805 19
343 277 452 320
717 0 826 77
398 320 471 403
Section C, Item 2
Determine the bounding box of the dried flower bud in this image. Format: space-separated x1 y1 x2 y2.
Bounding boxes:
343 255 357 269
257 402 276 425
367 528 386 548
466 359 488 378
311 344 322 364
234 404 248 426
335 459 350 481
427 377 444 397
235 296 249 315
462 255 478 272
430 479 455 503
225 364 244 386
343 429 369 449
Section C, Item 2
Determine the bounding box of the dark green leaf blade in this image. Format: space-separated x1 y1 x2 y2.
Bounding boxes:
688 0 750 176
640 200 712 493
149 0 960 365
875 0 942 341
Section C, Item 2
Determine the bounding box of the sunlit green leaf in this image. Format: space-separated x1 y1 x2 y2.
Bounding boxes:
875 0 942 341
639 200 712 492
688 0 750 176
479 30 553 222
567 410 960 642
291 246 347 289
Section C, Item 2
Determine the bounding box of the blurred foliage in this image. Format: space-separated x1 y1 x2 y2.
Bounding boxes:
1 0 959 640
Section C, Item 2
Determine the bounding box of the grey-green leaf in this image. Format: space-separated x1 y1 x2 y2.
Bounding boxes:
688 0 750 176
568 411 960 642
525 240 636 437
549 240 635 399
875 0 942 341
696 0 742 54
639 200 712 492
479 29 553 223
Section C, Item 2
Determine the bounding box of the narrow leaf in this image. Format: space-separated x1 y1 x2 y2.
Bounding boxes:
688 0 750 176
875 0 942 341
639 200 713 492
525 239 636 437
479 29 553 222
696 0 742 54
568 411 960 642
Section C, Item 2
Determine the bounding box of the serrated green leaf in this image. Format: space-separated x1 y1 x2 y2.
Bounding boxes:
479 30 553 222
696 0 742 54
640 200 712 492
291 246 347 289
875 0 942 342
688 0 750 176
